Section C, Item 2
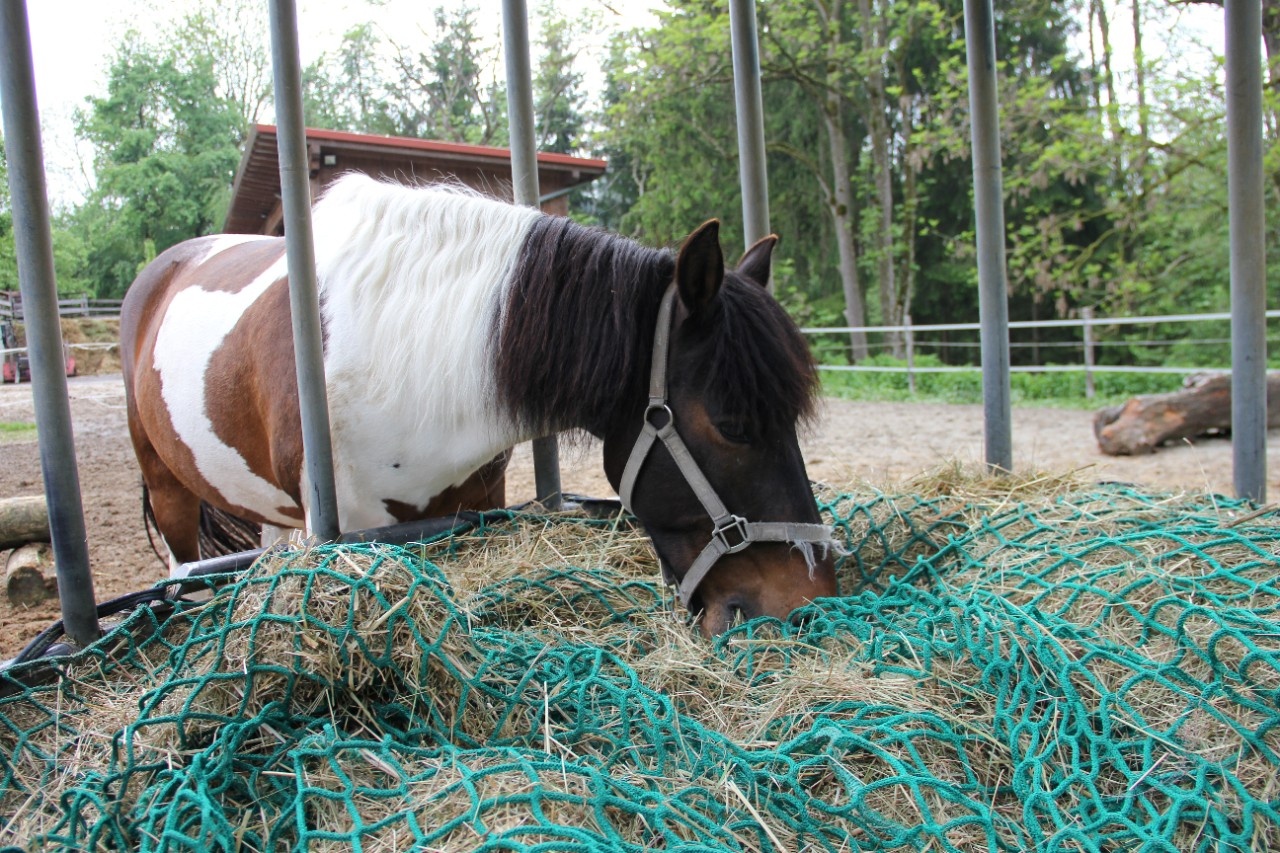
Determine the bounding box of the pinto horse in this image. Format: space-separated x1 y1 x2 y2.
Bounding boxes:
121 173 838 634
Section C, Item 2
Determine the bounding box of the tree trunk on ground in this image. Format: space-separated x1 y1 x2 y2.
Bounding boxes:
0 496 50 550
5 542 56 606
1093 373 1280 455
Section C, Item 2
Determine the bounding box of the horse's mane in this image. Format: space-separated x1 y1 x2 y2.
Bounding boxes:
310 173 817 441
494 216 819 440
312 174 539 431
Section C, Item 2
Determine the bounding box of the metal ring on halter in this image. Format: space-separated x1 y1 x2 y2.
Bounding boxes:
644 403 673 432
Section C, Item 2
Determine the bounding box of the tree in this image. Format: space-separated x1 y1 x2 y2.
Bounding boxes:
303 23 399 135
171 0 273 126
533 5 591 154
384 6 508 145
0 142 13 292
73 34 243 297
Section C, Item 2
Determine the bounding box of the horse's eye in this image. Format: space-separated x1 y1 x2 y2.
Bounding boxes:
716 422 751 444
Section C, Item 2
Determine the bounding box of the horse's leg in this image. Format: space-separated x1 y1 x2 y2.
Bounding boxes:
141 462 202 575
128 421 201 573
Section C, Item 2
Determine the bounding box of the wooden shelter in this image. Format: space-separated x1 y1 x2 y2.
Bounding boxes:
224 124 607 235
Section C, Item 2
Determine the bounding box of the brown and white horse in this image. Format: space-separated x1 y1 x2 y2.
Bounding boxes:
121 174 838 634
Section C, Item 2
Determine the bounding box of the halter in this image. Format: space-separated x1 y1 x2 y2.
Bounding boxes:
618 283 838 608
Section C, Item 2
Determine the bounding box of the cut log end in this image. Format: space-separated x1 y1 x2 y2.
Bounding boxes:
5 542 56 606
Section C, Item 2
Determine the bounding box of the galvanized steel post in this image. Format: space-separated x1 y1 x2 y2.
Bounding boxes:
1225 0 1268 502
729 0 771 255
0 0 100 647
503 0 563 510
268 0 341 539
963 0 1013 473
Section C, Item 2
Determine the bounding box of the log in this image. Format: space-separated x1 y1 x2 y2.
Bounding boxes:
5 542 56 606
1093 373 1280 456
0 495 50 550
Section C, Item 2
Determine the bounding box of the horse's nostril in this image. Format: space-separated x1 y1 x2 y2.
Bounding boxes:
790 609 815 631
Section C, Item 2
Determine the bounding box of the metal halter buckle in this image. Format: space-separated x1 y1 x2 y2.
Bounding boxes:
713 515 752 554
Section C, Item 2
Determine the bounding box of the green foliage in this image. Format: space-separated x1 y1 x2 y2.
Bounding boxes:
303 23 400 135
72 33 243 298
533 5 591 154
0 144 11 292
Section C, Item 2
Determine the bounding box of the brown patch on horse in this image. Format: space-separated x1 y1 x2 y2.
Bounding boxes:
204 271 306 509
124 238 304 534
382 451 512 523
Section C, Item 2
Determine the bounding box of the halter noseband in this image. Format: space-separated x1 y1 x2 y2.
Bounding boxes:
617 283 837 608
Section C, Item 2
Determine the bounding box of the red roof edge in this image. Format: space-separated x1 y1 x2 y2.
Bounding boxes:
252 124 607 172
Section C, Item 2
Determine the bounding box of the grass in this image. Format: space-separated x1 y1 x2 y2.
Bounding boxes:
0 421 37 439
819 362 1188 409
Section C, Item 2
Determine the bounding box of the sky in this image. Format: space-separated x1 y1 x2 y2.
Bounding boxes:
16 0 668 205
10 0 1229 207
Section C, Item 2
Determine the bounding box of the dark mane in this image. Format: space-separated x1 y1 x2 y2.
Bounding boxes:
685 275 820 442
494 216 674 435
493 216 819 439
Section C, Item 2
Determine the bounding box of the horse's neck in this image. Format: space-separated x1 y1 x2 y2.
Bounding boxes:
494 218 674 438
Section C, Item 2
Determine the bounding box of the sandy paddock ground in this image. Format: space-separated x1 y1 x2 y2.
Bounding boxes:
0 372 1274 659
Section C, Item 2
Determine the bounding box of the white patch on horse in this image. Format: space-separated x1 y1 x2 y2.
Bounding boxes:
193 233 267 266
152 252 300 526
311 174 541 530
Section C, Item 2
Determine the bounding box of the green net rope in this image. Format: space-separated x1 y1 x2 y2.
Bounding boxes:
1 485 1277 851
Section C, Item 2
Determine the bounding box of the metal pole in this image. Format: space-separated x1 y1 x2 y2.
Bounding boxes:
963 0 1013 473
1226 0 1268 503
1082 306 1096 400
503 0 563 510
0 0 99 647
267 0 341 538
729 0 771 254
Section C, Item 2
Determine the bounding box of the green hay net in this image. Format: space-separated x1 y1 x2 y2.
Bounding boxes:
1 485 1278 851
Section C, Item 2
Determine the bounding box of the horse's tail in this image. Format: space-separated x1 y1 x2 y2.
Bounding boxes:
141 482 168 567
141 482 262 565
198 503 262 558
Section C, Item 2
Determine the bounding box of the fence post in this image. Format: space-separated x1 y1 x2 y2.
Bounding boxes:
1226 0 1268 503
503 0 563 511
1081 306 1096 399
904 314 916 394
0 0 100 647
963 0 1014 474
268 0 341 541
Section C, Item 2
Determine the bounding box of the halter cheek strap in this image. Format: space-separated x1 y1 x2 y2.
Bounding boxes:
618 283 837 608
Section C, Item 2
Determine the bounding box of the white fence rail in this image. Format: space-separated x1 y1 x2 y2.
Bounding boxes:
0 292 124 321
803 309 1280 396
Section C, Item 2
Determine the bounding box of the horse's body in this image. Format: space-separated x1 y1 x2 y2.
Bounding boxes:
122 174 838 633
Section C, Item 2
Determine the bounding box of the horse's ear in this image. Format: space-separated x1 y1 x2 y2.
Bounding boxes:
675 219 724 318
736 234 778 288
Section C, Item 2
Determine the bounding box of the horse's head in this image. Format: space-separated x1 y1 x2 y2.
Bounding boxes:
603 220 839 636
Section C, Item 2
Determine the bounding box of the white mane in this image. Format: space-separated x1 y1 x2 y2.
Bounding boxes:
312 173 540 432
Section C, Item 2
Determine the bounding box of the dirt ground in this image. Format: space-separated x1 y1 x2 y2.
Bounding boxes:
1 372 1275 660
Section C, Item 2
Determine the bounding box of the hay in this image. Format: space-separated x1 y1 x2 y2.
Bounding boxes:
2 471 1278 851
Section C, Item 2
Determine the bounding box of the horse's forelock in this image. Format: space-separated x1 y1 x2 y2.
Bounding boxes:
691 276 821 441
